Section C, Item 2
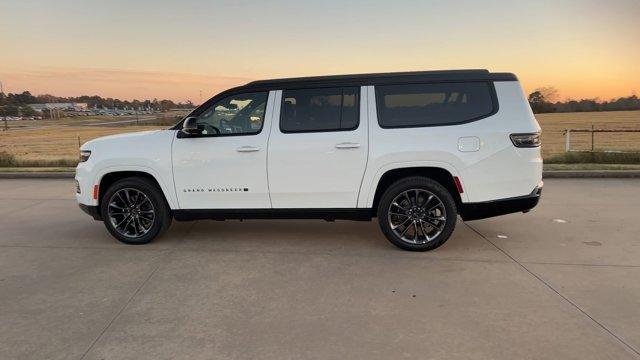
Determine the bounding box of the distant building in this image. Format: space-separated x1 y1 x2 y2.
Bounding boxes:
28 103 89 112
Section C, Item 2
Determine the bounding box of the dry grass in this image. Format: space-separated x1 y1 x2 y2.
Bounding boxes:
0 110 188 162
0 167 77 172
543 163 640 171
1 110 639 162
545 151 640 164
0 125 164 161
537 110 640 157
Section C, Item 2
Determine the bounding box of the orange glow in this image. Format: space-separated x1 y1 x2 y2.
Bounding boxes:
1 1 638 102
0 67 250 104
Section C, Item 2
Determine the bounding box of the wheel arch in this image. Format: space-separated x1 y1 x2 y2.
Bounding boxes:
369 166 464 212
97 170 175 210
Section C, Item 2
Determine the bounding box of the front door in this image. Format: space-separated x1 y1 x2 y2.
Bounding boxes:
268 87 368 208
172 90 275 209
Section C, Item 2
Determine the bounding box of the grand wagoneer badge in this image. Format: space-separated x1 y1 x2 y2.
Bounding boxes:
183 187 249 193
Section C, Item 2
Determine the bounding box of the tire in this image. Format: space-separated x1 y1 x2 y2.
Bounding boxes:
377 177 457 251
100 177 172 244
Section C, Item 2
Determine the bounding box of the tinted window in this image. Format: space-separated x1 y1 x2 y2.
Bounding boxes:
281 87 359 133
376 82 494 128
197 92 267 135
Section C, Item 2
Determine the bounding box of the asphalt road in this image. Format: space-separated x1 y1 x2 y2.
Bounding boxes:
1 179 639 360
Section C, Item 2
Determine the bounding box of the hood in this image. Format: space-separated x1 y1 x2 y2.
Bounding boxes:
80 130 163 150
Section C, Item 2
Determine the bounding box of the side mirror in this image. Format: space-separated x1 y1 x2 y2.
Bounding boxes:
181 117 201 135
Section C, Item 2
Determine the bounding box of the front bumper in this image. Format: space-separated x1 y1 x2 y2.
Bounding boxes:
79 203 102 221
459 183 542 221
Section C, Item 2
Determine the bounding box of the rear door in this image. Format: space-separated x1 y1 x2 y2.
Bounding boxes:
267 86 368 208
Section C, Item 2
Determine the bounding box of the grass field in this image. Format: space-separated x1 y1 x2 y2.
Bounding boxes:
537 110 640 157
1 110 639 163
0 125 165 161
0 110 189 161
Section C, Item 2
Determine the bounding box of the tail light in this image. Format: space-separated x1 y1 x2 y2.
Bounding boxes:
510 133 541 148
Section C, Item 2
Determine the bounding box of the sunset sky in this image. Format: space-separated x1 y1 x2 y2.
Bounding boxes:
1 0 639 103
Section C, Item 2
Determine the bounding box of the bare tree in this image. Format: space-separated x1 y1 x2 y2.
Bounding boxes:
534 86 559 103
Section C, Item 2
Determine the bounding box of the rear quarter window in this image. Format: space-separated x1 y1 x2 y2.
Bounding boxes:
375 82 496 128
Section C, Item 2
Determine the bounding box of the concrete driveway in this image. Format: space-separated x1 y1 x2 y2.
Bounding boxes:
0 178 639 359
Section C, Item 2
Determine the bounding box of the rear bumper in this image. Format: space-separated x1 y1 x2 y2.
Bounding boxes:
79 203 102 221
459 183 542 221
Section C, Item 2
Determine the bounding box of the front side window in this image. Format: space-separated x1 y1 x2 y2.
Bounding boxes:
196 92 267 135
376 82 495 128
280 87 359 133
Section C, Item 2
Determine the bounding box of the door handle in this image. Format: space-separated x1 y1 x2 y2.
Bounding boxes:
236 146 260 152
335 142 361 149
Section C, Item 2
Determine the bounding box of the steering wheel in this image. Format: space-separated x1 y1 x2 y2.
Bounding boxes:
201 123 220 135
220 119 233 131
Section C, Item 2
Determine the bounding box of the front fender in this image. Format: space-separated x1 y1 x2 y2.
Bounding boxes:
76 129 178 208
93 165 178 209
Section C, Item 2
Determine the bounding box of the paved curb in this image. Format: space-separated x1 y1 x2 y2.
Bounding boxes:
2 170 640 179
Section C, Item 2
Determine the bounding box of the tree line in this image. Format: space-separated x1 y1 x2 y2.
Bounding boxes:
527 87 640 113
0 90 195 117
2 88 639 117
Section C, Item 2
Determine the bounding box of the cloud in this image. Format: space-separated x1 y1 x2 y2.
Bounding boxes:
0 67 253 103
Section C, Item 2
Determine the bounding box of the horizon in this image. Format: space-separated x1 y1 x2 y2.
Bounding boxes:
2 71 640 106
2 0 639 103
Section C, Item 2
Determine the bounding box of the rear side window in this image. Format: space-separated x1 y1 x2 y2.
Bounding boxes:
281 87 359 133
375 82 495 128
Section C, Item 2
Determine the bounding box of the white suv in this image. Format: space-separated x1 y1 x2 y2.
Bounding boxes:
76 70 542 251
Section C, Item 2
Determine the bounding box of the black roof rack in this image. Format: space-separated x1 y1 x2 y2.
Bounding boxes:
241 69 517 90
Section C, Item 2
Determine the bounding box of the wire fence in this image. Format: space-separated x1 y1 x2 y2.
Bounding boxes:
563 127 640 153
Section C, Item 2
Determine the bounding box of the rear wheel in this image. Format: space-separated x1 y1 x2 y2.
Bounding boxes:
377 177 457 251
100 177 171 244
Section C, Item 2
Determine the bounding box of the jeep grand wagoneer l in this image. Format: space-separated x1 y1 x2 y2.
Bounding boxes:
76 70 542 251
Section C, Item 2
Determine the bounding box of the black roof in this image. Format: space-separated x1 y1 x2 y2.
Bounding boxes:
172 69 517 129
241 69 517 90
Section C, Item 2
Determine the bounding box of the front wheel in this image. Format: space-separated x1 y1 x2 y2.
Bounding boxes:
100 177 172 244
377 177 457 251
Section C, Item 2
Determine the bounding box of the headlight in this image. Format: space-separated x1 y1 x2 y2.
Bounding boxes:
510 133 541 148
79 150 92 162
